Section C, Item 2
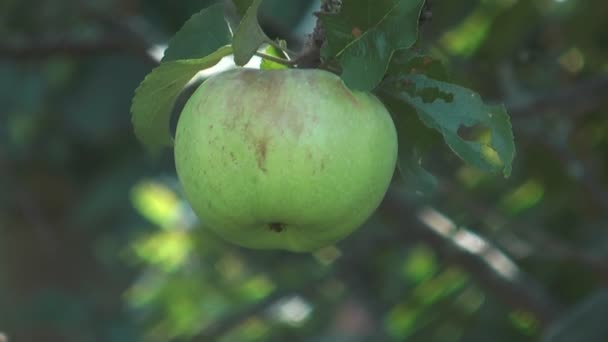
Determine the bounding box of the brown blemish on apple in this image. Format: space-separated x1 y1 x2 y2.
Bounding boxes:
337 81 359 106
235 68 258 82
223 71 316 139
241 120 270 173
285 112 305 138
221 70 322 171
223 101 244 130
268 222 285 232
304 72 318 89
255 136 269 172
222 72 256 130
243 120 251 133
253 72 306 139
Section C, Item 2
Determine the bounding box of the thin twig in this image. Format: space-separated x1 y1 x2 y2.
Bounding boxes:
266 40 297 58
254 51 297 66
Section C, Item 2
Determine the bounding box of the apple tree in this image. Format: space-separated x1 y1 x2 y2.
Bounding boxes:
132 0 515 252
2 0 608 341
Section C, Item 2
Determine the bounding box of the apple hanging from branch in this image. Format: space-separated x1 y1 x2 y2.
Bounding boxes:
175 68 397 252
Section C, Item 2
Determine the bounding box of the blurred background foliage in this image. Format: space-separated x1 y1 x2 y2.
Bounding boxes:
1 0 608 341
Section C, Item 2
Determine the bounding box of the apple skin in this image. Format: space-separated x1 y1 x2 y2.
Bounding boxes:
174 68 397 252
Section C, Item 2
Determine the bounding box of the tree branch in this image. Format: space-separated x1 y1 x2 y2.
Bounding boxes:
0 6 160 65
193 289 290 341
438 180 608 281
0 37 156 65
192 272 331 341
294 0 342 68
187 187 562 340
379 188 562 328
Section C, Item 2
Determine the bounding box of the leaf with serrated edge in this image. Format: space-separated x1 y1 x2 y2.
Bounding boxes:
131 46 233 149
162 3 231 62
380 74 515 176
320 0 425 91
232 0 270 66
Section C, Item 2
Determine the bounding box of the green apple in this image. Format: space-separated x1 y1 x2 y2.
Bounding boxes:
174 68 397 252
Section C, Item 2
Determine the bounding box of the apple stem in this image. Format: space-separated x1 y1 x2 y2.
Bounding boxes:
254 52 297 67
267 40 297 58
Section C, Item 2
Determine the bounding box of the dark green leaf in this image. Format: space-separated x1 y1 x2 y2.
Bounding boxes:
162 4 232 62
544 290 608 342
231 0 253 17
385 51 451 186
320 0 425 91
232 0 270 66
380 74 515 176
131 46 233 149
379 91 440 196
388 50 451 82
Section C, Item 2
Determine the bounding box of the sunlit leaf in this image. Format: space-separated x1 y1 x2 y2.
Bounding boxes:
402 245 438 283
132 230 193 272
238 275 275 301
131 46 233 149
500 179 544 214
131 180 180 228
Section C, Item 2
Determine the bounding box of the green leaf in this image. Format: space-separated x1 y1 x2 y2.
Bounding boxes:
131 46 233 149
260 44 289 70
162 3 232 62
388 51 450 82
320 0 425 91
380 74 515 177
232 0 253 17
232 0 270 66
379 92 440 196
